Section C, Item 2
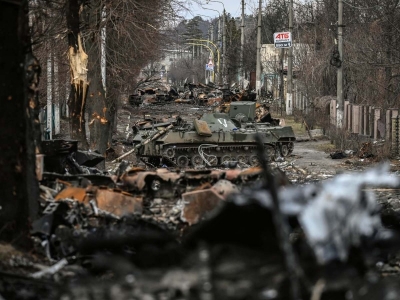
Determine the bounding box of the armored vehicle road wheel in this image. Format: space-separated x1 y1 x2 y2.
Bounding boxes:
249 155 260 166
176 155 189 168
221 155 232 164
207 155 218 166
280 144 290 157
163 148 175 159
265 145 276 161
191 155 204 167
236 155 248 164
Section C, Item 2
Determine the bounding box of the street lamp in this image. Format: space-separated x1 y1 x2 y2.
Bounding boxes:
205 0 226 85
195 14 217 59
200 6 220 18
186 38 220 83
205 0 225 12
186 42 216 83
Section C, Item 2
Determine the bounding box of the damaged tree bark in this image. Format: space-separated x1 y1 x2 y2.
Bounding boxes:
0 0 39 245
67 0 89 149
85 0 110 165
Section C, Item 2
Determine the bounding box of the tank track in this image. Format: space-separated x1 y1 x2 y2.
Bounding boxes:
141 141 294 168
158 144 279 168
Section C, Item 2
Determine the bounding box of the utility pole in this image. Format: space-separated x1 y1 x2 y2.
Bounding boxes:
337 0 344 128
218 17 222 84
286 0 293 115
240 0 245 88
210 23 214 83
279 48 284 116
256 0 262 101
222 9 226 85
192 44 195 83
46 44 53 139
205 1 225 85
210 23 214 45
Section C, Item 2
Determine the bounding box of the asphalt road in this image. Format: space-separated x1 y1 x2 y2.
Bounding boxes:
289 139 346 174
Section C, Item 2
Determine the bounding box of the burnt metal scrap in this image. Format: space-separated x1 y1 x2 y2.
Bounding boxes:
1 159 400 300
172 82 257 109
231 164 400 263
13 164 400 300
183 163 400 299
129 82 177 106
41 139 106 175
128 81 257 108
118 167 264 198
5 133 400 299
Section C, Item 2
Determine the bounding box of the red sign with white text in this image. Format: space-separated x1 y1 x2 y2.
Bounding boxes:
274 32 292 48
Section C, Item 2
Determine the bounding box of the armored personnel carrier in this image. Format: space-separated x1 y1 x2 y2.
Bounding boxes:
132 102 295 168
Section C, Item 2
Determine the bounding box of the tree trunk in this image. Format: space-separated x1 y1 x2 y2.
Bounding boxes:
85 1 110 167
67 0 89 149
0 0 39 245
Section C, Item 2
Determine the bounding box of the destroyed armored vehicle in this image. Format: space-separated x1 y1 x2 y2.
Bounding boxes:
140 88 168 105
129 86 176 106
132 102 295 168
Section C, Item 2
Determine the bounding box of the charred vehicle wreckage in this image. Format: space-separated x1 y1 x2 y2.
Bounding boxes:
129 86 178 106
4 136 400 300
128 102 295 168
129 81 258 107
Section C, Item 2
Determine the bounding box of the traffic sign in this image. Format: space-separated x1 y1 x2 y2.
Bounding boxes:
274 32 292 48
205 59 214 71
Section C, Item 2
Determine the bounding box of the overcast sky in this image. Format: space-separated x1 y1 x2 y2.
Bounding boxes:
187 0 258 19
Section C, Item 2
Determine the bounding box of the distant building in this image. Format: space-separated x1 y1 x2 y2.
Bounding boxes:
261 43 313 112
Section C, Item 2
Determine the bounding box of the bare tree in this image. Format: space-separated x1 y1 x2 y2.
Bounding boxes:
291 0 400 112
30 0 192 155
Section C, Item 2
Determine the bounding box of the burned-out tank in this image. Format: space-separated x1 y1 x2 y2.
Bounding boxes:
132 102 295 168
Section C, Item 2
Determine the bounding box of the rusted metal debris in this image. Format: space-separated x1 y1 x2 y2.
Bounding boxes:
181 189 224 225
129 81 257 109
129 85 176 106
16 163 400 300
38 136 295 227
181 179 239 225
118 167 263 201
54 186 142 217
38 138 268 223
8 135 400 299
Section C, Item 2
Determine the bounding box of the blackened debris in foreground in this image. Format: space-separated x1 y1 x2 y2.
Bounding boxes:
2 139 400 299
